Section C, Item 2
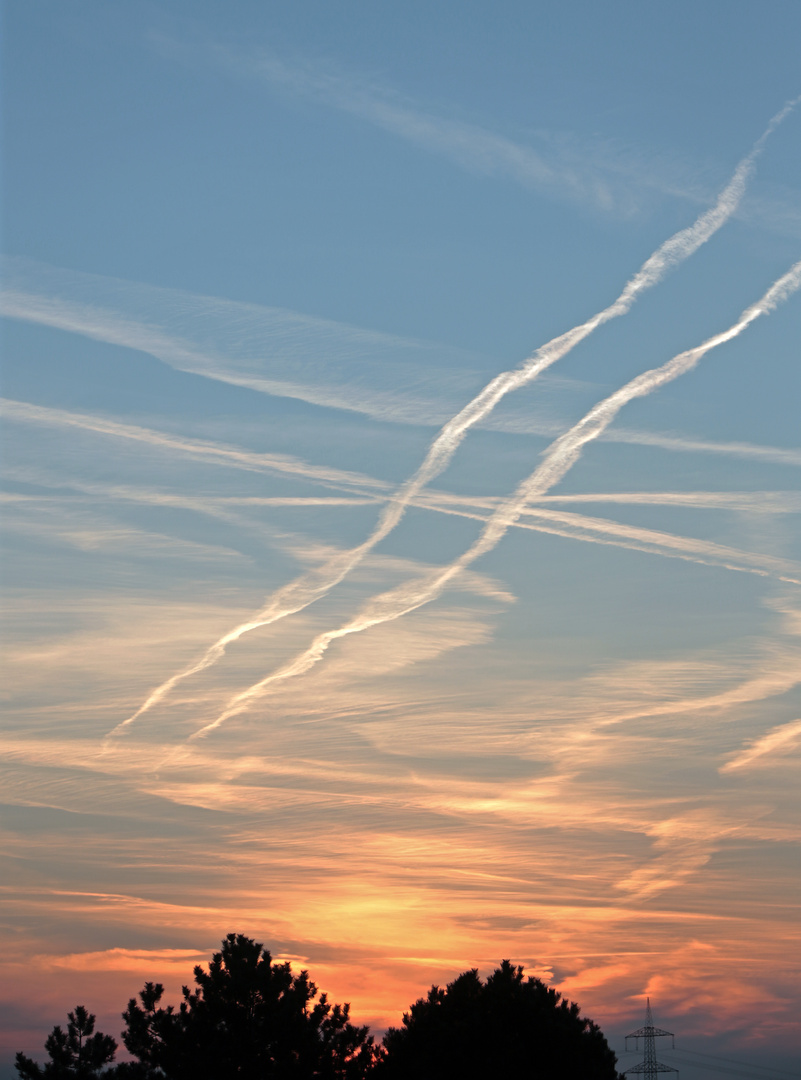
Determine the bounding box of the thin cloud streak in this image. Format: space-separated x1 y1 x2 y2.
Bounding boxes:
6 265 801 464
535 490 801 511
444 502 801 584
0 398 389 497
198 259 801 737
112 107 794 736
589 647 801 731
607 428 801 466
8 471 801 517
720 718 801 772
0 261 487 428
7 461 800 584
230 47 587 203
190 39 801 223
12 486 799 583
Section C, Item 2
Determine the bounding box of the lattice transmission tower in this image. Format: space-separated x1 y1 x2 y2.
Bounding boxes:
624 998 679 1080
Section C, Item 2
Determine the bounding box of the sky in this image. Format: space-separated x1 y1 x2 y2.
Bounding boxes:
1 1 800 1077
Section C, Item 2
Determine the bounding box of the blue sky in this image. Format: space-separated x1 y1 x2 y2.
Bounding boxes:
2 3 801 1077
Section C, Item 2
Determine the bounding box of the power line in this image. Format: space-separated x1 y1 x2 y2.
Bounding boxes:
671 1046 798 1079
663 1050 795 1080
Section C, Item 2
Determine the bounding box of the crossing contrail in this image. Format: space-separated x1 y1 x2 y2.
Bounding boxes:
193 258 801 738
110 98 797 736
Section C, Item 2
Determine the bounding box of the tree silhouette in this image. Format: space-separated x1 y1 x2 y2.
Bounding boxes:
121 933 380 1079
16 1005 118 1079
377 960 621 1080
15 944 622 1079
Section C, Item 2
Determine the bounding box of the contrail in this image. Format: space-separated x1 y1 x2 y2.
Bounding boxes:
111 98 797 736
194 258 801 738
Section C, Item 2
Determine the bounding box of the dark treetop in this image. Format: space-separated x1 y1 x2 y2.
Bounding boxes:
376 959 621 1080
15 1006 117 1080
120 934 379 1080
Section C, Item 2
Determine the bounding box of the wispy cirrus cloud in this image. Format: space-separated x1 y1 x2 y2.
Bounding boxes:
720 717 801 773
205 44 594 205
155 34 801 230
0 397 390 496
0 255 495 429
43 948 212 974
3 589 799 1035
588 645 801 732
608 428 801 467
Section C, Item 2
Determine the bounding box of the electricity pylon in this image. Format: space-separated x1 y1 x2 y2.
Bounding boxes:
624 998 679 1080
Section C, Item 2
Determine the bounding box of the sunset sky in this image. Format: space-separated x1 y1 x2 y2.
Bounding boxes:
2 2 800 1078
